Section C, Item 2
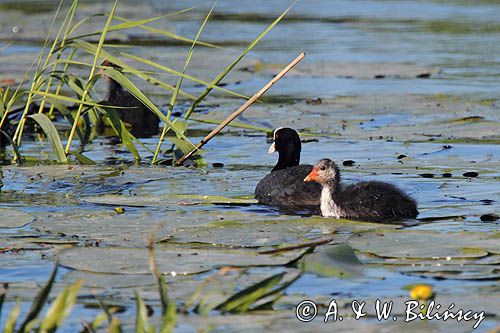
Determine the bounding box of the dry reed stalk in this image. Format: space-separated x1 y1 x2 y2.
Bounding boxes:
175 52 305 166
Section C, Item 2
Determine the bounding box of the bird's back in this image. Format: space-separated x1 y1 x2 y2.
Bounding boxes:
255 164 322 211
108 85 159 137
336 181 418 222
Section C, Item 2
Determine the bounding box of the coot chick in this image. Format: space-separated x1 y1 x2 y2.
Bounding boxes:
304 159 418 222
255 128 321 211
101 60 159 137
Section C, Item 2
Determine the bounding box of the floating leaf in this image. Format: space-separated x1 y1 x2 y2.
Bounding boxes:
348 230 499 259
300 244 363 278
0 209 34 228
83 194 257 207
58 247 306 275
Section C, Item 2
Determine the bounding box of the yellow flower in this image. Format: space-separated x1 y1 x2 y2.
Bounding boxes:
410 284 433 300
114 207 125 214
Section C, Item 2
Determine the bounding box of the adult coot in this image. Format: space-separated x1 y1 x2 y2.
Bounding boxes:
101 60 159 137
255 128 321 211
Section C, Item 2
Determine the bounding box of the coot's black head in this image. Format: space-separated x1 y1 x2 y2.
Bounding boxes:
100 60 124 96
100 60 122 70
99 60 123 80
304 158 340 185
269 127 301 172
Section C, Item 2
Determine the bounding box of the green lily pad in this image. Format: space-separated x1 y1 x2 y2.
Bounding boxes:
357 252 500 266
58 246 306 275
0 209 34 228
170 221 343 248
0 239 47 252
300 244 363 278
401 265 500 280
83 194 257 207
348 230 499 259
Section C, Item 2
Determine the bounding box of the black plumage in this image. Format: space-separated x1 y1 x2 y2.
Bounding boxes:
0 114 14 148
0 103 41 148
101 60 159 138
255 128 321 211
304 159 418 222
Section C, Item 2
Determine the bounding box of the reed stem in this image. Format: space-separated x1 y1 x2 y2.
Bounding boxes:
175 52 305 166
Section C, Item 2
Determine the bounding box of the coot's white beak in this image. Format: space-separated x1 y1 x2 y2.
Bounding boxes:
268 142 276 154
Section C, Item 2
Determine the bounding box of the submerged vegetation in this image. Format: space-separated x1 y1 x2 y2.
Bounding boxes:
0 0 293 166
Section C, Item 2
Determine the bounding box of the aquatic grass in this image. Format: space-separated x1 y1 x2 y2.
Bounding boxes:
0 130 23 164
100 103 141 161
0 283 6 320
18 262 58 332
1 0 295 166
112 16 222 49
146 239 177 333
47 47 78 117
28 114 68 163
39 279 82 332
98 67 199 160
176 53 305 166
134 291 151 333
65 0 119 155
120 52 250 100
56 58 198 100
0 237 304 332
70 6 199 38
213 271 302 313
37 0 80 115
0 256 176 332
152 1 217 164
182 0 298 122
3 300 20 333
12 0 67 146
0 86 8 127
67 6 221 49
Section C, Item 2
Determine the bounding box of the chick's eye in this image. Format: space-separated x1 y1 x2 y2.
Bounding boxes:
320 166 326 171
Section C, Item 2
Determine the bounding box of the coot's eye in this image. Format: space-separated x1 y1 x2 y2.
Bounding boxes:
320 166 326 171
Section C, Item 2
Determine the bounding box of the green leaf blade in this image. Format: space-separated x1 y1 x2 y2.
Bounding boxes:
28 113 68 163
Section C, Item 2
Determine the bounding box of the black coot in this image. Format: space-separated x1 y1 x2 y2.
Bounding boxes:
101 60 159 137
0 103 43 148
255 128 321 211
304 158 418 222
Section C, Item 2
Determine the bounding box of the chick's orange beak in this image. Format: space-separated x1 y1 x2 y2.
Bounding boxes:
304 167 318 182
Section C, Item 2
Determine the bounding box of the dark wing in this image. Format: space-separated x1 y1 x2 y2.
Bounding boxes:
255 165 321 209
338 181 418 222
108 88 159 137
